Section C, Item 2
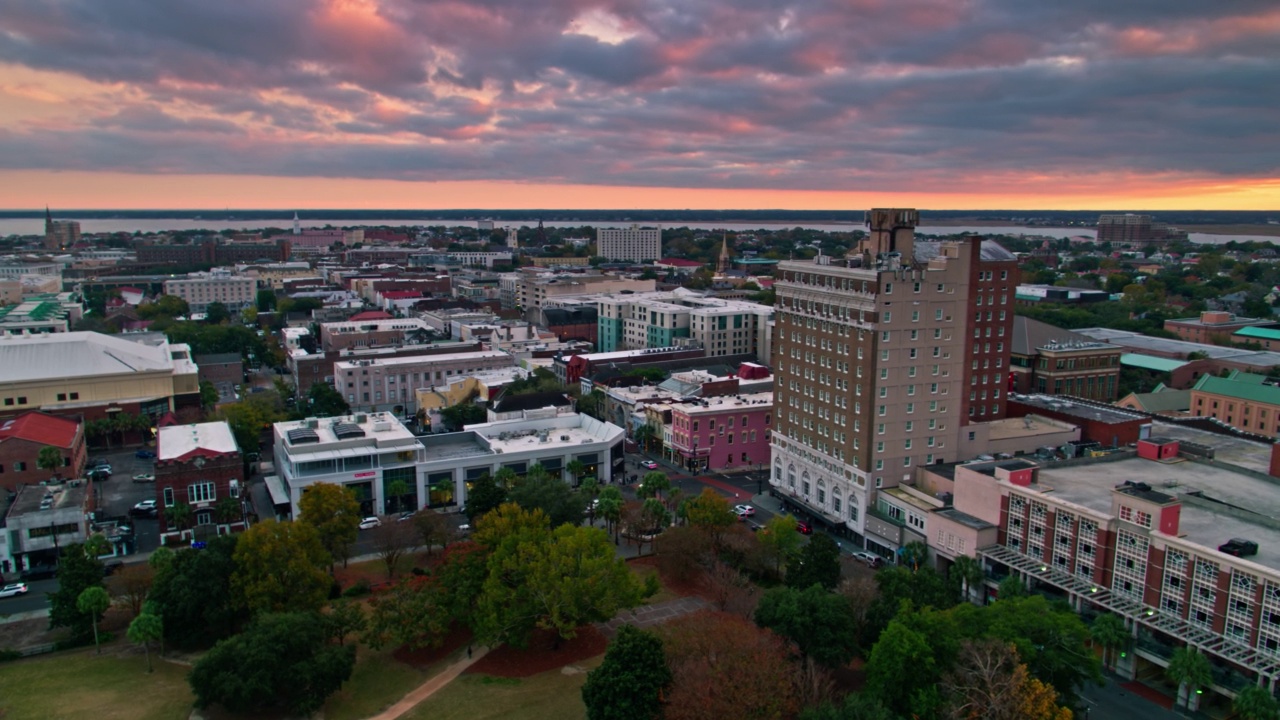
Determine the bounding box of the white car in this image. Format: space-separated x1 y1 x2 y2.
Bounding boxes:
0 583 30 598
358 517 382 530
853 551 884 569
133 499 157 513
734 504 755 517
132 473 155 483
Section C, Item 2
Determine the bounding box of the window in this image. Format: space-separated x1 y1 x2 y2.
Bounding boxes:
163 487 175 507
189 482 216 504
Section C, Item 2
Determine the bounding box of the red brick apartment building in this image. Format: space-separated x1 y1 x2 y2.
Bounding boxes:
155 421 245 544
0 412 86 492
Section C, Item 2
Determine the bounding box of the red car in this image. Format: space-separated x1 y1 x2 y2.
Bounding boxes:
796 521 813 535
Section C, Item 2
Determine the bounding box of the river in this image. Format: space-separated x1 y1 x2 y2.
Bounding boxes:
0 218 1271 246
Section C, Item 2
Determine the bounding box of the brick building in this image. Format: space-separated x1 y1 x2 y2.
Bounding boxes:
1006 395 1149 447
670 391 772 473
195 353 243 387
1165 311 1271 344
0 412 86 492
1190 371 1280 439
1009 316 1122 401
155 421 245 543
289 341 484 397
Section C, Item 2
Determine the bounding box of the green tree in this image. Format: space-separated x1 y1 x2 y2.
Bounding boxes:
47 543 105 641
758 514 802 577
302 381 351 417
567 459 588 485
787 533 842 591
981 594 1102 708
148 535 240 648
37 445 64 481
128 612 163 673
464 473 508 522
298 482 361 570
755 584 859 667
596 485 624 541
1234 685 1280 720
477 522 646 648
633 423 658 453
440 395 486 431
1091 613 1129 671
798 693 897 720
138 295 189 320
166 502 193 531
866 619 940 718
324 599 368 646
900 540 928 572
189 612 356 716
256 289 277 312
582 624 671 720
998 574 1027 599
214 392 286 453
508 472 586 528
76 586 112 653
683 487 737 546
386 478 412 515
232 520 332 614
1167 645 1213 710
637 471 671 502
204 301 230 325
864 566 959 647
198 380 220 408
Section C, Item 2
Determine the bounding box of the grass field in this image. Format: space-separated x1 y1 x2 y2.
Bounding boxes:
324 644 446 720
630 563 681 604
402 655 603 720
0 648 194 720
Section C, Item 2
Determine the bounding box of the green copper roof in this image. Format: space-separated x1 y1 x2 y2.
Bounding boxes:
1193 371 1280 405
1235 326 1280 341
1120 353 1187 373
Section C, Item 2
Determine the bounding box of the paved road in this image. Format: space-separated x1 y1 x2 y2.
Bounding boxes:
1078 677 1196 720
0 577 58 616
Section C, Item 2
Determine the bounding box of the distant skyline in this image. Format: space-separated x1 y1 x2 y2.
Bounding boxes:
1 1 1278 210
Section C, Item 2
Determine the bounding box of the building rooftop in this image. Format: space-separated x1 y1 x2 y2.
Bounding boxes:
1121 353 1190 373
1122 388 1192 413
1168 314 1265 327
0 331 194 383
1075 328 1257 360
6 482 88 518
1009 394 1146 425
469 413 623 456
1193 371 1280 405
983 414 1078 441
194 352 242 365
1011 316 1109 356
671 392 774 415
934 507 996 530
1236 326 1280 342
275 412 419 459
158 422 239 461
334 350 510 371
1035 456 1280 574
0 412 79 448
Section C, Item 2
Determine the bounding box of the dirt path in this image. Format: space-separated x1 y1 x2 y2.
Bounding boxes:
596 596 709 637
363 646 489 720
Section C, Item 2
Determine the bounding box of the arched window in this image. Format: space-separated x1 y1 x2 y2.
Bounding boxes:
817 479 827 505
801 471 811 497
787 464 796 489
832 486 843 515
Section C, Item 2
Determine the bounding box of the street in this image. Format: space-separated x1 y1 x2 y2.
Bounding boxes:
0 577 58 615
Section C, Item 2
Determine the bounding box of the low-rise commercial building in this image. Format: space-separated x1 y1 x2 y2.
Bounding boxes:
0 412 87 493
670 392 773 473
163 271 257 313
1009 317 1122 401
155 421 245 543
2 481 91 574
0 293 84 336
1191 371 1280 438
334 350 515 414
1166 311 1271 344
319 317 436 352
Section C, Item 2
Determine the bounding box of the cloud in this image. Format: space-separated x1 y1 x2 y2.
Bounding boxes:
0 0 1276 195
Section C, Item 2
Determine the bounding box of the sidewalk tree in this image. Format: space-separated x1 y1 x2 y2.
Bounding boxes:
189 612 356 717
951 554 985 603
567 459 587 485
464 473 507 522
900 540 928 572
1090 613 1129 671
596 486 624 541
385 478 412 515
758 514 802 577
370 517 418 579
214 496 241 525
297 482 361 570
981 594 1101 709
1167 645 1213 710
581 624 671 720
232 519 331 614
412 510 453 556
580 476 601 522
787 533 842 591
166 502 193 532
128 612 163 673
683 487 736 547
1234 685 1280 720
508 472 586 528
755 584 859 667
37 445 64 481
637 471 670 501
76 586 112 653
48 543 105 641
633 424 657 453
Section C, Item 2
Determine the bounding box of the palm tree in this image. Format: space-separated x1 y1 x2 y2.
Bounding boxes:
952 554 985 603
634 423 657 453
386 479 411 514
494 466 519 489
579 477 601 523
526 463 551 483
1091 613 1129 672
76 586 111 654
214 496 241 525
1233 685 1280 720
597 486 623 543
901 541 929 572
166 502 193 536
1167 645 1213 710
566 460 587 487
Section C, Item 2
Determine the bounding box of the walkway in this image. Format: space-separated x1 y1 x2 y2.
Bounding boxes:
363 645 490 720
596 596 709 637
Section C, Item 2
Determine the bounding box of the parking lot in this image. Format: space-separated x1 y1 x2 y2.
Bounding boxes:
89 447 164 554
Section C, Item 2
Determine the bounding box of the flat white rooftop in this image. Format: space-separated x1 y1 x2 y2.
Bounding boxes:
675 392 774 415
1037 456 1280 574
158 422 239 460
334 350 510 370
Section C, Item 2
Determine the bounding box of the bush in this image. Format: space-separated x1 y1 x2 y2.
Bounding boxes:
329 579 343 599
0 649 23 663
54 632 111 651
342 579 371 598
411 567 426 576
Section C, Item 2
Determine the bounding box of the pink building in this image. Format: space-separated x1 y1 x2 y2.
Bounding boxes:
290 230 347 250
670 391 772 473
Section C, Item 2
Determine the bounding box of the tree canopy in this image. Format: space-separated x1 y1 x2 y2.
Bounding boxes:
581 625 671 720
232 520 332 614
755 584 859 667
297 482 361 569
47 543 105 641
148 535 241 648
786 533 842 591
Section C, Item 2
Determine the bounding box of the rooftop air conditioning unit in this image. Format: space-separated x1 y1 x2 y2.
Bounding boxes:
373 422 392 432
355 414 367 423
305 419 318 429
560 435 570 441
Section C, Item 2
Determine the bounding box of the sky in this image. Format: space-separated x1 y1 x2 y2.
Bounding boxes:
0 0 1278 211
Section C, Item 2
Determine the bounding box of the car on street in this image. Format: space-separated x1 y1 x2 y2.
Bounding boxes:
733 504 755 517
0 583 30 598
642 461 659 470
132 499 158 516
135 449 156 459
398 511 415 522
90 464 112 475
132 473 155 483
88 469 110 481
796 521 813 535
359 517 382 530
853 551 884 569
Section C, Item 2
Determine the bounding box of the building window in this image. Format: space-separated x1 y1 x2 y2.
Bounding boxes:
163 487 175 507
189 482 216 504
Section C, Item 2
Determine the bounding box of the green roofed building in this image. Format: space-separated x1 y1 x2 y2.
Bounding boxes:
0 292 83 336
1233 325 1280 352
1190 370 1280 438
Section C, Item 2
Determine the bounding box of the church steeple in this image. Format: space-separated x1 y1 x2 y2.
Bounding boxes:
716 234 732 274
292 212 301 235
45 205 53 234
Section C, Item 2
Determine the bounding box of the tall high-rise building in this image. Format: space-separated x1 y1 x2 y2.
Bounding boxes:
769 209 1018 548
597 225 661 262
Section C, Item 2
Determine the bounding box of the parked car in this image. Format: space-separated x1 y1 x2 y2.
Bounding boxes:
853 551 884 569
131 499 158 516
796 521 813 535
135 449 156 459
733 504 755 517
642 461 659 470
132 473 155 483
87 469 110 482
359 517 382 530
90 464 112 476
0 583 30 598
1219 538 1259 557
397 511 415 523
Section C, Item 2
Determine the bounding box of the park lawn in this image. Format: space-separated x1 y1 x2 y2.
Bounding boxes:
0 648 194 720
402 655 603 720
323 643 446 720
